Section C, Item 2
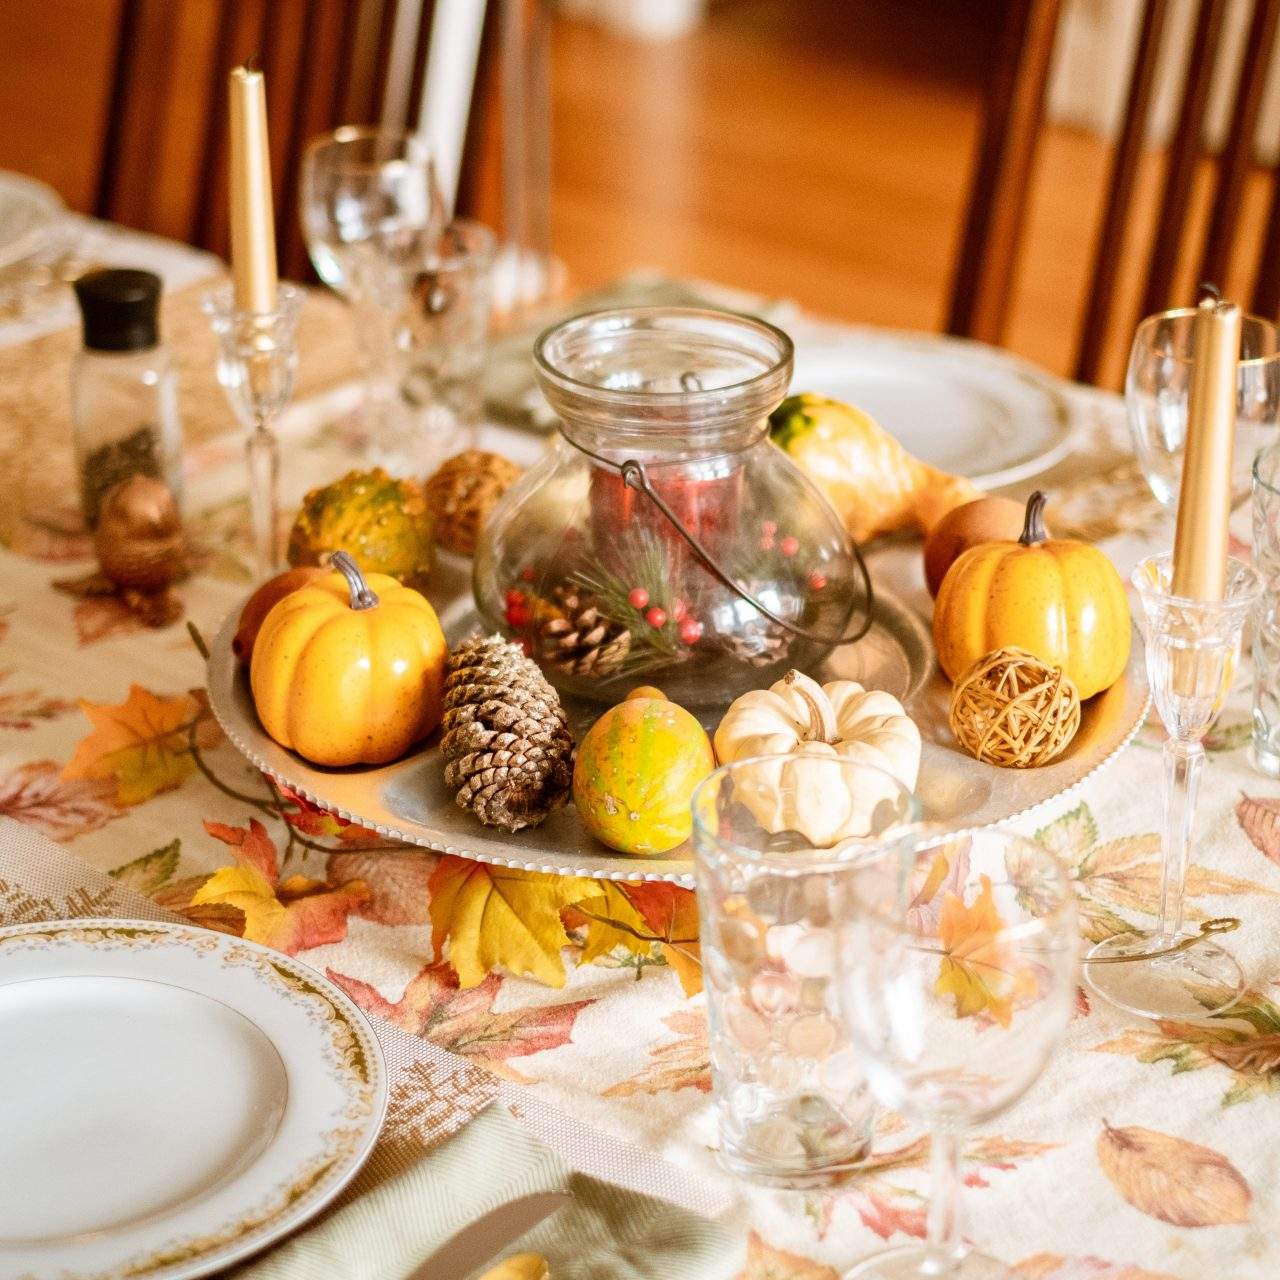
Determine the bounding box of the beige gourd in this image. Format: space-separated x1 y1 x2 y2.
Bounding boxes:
713 669 921 845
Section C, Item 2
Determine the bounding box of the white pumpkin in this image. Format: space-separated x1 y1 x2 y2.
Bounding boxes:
713 669 921 845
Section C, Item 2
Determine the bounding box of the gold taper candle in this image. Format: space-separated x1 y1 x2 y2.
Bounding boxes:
228 66 278 315
1171 294 1241 601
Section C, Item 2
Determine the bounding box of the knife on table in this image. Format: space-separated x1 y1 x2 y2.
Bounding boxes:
406 1190 570 1280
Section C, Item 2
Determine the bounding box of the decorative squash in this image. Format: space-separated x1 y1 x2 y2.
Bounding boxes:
933 491 1130 699
251 551 447 766
923 495 1026 597
233 566 329 664
769 393 981 543
713 669 921 845
572 694 715 855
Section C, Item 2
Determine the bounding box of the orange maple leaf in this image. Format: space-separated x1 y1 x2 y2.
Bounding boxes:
62 684 218 806
935 874 1036 1027
190 818 369 955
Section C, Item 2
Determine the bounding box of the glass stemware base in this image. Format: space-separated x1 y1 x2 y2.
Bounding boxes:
844 1244 1014 1279
1084 932 1243 1019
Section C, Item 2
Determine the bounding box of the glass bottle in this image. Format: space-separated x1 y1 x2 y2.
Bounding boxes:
71 269 184 528
473 307 868 706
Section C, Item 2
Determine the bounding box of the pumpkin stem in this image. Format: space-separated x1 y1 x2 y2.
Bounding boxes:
330 550 380 611
783 669 838 744
1019 491 1050 547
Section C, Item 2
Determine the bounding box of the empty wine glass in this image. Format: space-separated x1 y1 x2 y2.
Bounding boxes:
836 827 1078 1279
1127 308 1280 507
299 126 446 465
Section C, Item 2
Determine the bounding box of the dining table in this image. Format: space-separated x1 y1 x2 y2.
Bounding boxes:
2 211 1279 1280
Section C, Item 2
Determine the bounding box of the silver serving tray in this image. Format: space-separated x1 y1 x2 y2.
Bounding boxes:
206 579 1148 886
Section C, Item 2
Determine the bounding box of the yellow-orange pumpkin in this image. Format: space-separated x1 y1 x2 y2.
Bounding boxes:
251 551 447 766
932 491 1130 699
572 695 714 855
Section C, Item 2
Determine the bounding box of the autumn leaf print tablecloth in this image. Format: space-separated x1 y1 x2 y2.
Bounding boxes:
3 231 1280 1277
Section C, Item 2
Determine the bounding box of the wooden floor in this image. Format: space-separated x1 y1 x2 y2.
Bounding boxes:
548 0 1276 390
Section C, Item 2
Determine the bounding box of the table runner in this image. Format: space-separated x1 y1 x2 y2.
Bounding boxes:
2 224 1279 1277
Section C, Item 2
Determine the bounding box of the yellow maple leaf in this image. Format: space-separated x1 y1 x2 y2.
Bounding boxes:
935 874 1035 1027
573 882 659 964
62 684 210 806
573 881 703 995
428 856 597 988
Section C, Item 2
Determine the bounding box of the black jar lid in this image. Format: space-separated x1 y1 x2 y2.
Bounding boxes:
73 269 162 352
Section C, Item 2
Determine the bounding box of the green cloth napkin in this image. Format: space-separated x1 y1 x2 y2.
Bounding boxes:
230 1103 743 1280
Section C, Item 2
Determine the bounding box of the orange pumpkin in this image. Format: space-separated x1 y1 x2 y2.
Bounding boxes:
933 491 1130 699
572 694 714 855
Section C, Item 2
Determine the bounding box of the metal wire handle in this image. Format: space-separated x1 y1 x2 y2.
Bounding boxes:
567 437 876 647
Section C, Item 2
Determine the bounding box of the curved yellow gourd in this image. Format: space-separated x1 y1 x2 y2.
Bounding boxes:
933 492 1130 700
251 552 447 766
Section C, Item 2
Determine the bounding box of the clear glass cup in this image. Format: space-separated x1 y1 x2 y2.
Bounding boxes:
691 756 919 1188
1086 554 1261 1019
473 307 869 706
1126 308 1280 507
299 126 446 462
836 827 1077 1280
398 218 496 473
1253 443 1280 775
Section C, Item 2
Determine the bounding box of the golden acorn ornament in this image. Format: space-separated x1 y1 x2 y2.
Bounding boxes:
93 474 187 590
423 450 522 556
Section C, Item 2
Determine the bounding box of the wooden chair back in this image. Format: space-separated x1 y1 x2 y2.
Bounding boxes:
949 0 1280 386
93 0 509 281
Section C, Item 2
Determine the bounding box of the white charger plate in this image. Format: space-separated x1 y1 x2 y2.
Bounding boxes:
791 328 1075 489
0 919 387 1280
0 171 63 274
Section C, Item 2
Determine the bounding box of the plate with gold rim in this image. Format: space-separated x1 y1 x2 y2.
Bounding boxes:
206 581 1148 887
0 919 386 1280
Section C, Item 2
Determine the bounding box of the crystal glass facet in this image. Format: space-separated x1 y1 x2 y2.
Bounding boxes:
836 827 1077 1280
1252 443 1280 775
1086 554 1261 1019
1126 309 1280 507
691 757 919 1188
473 307 867 706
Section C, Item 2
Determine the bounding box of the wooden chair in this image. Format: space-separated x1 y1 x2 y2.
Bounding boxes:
948 0 1280 387
93 0 520 281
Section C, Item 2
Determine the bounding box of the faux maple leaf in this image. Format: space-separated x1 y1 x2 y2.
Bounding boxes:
61 684 220 806
0 759 121 841
935 874 1035 1027
189 818 369 954
328 960 589 1081
603 1008 710 1097
277 781 382 845
428 856 597 988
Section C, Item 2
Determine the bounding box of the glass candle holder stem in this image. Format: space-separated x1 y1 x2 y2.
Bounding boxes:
203 283 302 581
925 1127 964 1274
1159 738 1202 944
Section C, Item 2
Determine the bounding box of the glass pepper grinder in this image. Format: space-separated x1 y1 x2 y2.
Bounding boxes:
71 269 184 528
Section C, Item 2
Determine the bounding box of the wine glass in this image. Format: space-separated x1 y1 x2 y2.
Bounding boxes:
836 827 1078 1279
299 126 446 465
1126 308 1280 507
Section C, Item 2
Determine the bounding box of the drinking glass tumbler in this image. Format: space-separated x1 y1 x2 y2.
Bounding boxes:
691 756 918 1188
837 827 1078 1279
1127 308 1280 508
1253 442 1280 776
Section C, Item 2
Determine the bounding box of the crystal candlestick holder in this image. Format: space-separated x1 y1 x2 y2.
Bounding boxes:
203 283 303 579
1086 553 1261 1019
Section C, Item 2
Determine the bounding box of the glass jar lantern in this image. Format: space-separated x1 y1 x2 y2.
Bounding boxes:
473 308 869 707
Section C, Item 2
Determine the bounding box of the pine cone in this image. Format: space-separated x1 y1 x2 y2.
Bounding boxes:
423 451 522 556
538 585 631 678
440 635 574 831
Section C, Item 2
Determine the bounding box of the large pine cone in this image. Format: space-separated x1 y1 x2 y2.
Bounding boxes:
440 635 574 832
538 585 631 678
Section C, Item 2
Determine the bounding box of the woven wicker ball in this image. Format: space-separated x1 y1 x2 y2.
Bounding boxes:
949 646 1081 768
423 450 522 556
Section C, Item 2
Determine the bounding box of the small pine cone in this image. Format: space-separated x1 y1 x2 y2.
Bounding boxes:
440 635 574 831
723 622 792 668
538 585 631 678
423 451 522 556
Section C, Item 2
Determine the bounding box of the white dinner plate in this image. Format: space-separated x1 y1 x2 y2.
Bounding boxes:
0 919 387 1280
0 171 63 275
791 328 1075 488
